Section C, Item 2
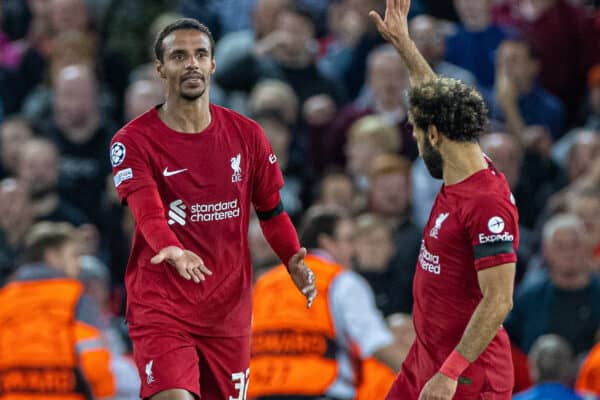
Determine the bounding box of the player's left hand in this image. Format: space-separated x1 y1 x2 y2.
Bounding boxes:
418 372 457 400
287 247 317 308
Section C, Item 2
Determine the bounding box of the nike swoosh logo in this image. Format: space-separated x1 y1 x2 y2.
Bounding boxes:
163 167 188 177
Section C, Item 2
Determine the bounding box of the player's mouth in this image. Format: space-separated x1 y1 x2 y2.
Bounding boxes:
181 73 204 84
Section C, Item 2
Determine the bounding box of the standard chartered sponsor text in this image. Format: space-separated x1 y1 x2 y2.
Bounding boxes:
191 199 240 222
419 241 441 275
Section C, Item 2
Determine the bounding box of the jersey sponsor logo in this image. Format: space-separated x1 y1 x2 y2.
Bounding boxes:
268 153 277 164
110 142 126 167
231 153 242 183
487 216 505 233
478 231 514 244
145 360 154 385
429 212 449 239
167 199 186 226
418 241 441 275
113 167 133 187
163 167 188 177
191 199 240 222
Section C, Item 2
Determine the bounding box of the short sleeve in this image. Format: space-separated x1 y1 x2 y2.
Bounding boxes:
330 271 395 357
464 194 519 271
250 122 284 207
110 131 156 203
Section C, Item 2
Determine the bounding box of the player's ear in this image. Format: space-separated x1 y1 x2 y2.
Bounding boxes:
156 60 166 80
428 125 441 147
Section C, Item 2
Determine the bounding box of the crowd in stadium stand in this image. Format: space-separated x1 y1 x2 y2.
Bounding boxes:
0 0 599 398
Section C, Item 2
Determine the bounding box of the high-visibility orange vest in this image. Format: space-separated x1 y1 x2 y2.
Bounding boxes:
576 342 600 396
249 255 345 397
355 358 396 400
0 278 114 400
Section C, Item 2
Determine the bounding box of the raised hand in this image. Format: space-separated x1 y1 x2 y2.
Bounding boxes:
151 246 212 283
287 247 317 308
369 0 411 46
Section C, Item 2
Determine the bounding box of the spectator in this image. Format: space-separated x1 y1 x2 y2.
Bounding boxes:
505 214 600 357
0 178 34 282
492 0 600 123
576 340 600 397
353 213 405 318
0 116 33 179
345 115 400 192
215 0 291 73
408 14 477 86
308 44 416 173
16 0 128 116
248 79 299 126
249 207 406 400
215 4 343 108
539 130 600 212
17 138 89 226
367 154 421 313
446 0 510 88
124 79 164 123
568 187 600 267
41 64 115 225
514 334 583 400
490 39 566 140
79 255 141 400
254 112 303 220
0 221 116 399
315 171 356 212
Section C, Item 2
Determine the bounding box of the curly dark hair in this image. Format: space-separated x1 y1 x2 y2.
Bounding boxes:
408 77 488 142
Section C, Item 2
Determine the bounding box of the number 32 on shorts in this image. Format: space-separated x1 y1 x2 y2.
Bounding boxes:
229 368 250 400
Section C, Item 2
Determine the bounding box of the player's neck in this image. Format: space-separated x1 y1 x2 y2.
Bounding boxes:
160 95 211 133
441 142 487 185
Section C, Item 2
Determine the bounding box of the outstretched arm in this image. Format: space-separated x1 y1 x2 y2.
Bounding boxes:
369 0 436 86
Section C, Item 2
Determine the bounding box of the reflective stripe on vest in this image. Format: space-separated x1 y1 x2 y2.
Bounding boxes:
0 278 89 400
249 255 344 397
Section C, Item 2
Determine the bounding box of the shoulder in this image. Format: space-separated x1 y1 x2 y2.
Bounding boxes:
112 108 156 143
330 270 373 299
212 104 262 132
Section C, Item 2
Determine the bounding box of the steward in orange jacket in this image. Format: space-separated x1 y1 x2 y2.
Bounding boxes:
0 222 115 400
249 208 406 400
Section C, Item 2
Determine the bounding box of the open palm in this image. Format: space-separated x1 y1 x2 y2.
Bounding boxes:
369 0 411 45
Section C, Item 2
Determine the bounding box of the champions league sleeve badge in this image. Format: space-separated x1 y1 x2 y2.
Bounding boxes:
110 142 126 167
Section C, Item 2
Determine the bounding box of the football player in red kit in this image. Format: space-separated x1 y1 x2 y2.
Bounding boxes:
109 19 316 400
370 1 518 399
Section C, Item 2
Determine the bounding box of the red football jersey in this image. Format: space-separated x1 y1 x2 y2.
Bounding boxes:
110 105 283 336
405 162 519 394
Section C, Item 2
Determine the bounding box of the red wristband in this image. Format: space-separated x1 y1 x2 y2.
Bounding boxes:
439 350 470 381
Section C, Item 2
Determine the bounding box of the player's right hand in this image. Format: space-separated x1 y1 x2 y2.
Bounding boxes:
151 246 212 283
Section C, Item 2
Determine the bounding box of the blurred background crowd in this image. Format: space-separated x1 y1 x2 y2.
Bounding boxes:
0 0 599 398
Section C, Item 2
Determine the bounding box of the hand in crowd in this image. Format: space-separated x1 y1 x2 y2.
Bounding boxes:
495 73 519 111
151 246 213 284
302 94 337 126
254 30 296 58
522 125 553 158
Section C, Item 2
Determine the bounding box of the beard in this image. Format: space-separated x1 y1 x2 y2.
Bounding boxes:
179 74 209 101
180 89 205 101
423 134 444 179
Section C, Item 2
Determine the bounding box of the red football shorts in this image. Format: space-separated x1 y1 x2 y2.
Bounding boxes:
129 324 250 399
